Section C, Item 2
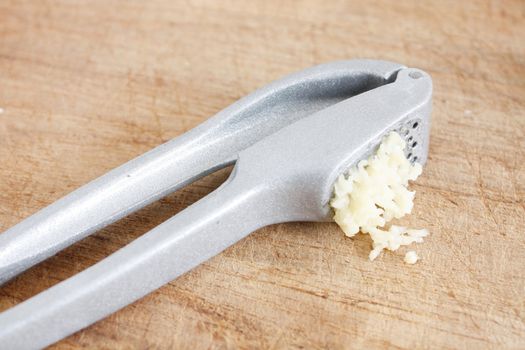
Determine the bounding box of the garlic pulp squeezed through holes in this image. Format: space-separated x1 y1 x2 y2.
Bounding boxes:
330 132 428 262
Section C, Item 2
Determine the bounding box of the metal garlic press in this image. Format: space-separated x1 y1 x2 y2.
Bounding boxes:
0 59 432 349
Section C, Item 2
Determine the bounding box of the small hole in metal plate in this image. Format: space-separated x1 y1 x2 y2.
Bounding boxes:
407 153 412 159
409 71 423 79
413 156 418 162
412 122 419 129
408 136 413 142
412 141 418 148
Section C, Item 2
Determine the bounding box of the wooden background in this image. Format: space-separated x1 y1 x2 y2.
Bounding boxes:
0 1 524 348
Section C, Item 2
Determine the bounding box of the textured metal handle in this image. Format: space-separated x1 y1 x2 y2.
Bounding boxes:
0 170 269 350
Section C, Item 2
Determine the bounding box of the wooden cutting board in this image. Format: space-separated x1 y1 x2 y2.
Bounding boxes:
1 1 524 348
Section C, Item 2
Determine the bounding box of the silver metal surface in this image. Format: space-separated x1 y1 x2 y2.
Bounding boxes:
0 60 403 285
0 61 432 349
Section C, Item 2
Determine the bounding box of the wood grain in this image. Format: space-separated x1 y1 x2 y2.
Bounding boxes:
0 0 524 348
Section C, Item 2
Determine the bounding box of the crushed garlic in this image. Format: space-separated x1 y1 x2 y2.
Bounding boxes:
330 132 428 261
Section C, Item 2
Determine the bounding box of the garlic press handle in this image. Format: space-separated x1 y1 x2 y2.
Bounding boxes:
0 170 271 350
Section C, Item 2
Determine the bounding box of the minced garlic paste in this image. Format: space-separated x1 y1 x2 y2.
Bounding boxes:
330 132 428 262
404 251 419 264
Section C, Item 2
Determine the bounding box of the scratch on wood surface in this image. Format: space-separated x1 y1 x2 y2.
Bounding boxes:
470 152 508 237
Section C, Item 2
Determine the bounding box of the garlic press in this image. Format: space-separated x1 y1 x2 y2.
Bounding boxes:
0 59 432 349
